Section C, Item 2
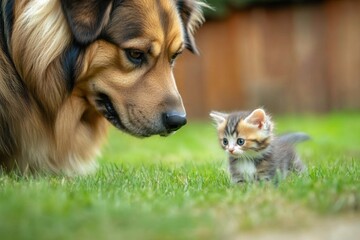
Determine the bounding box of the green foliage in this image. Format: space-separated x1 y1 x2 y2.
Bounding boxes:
0 112 359 239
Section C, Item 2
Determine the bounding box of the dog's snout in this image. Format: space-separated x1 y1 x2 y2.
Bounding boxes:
162 112 187 132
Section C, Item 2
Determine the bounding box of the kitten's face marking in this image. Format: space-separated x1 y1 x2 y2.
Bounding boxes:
210 109 273 158
222 132 246 156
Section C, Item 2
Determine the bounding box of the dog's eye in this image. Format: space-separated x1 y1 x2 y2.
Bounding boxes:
170 51 182 65
125 49 146 66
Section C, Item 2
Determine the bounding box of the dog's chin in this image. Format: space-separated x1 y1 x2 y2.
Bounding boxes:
95 93 170 138
159 131 174 137
123 127 169 138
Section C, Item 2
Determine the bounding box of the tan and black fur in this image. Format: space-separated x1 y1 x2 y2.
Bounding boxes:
210 109 309 183
0 0 207 175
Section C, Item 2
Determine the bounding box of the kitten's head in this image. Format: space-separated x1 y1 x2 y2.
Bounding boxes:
210 108 274 157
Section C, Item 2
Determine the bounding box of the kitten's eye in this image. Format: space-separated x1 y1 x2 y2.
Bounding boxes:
222 138 228 146
237 138 245 146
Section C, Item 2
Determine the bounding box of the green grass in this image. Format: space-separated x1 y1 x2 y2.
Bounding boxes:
1 112 360 239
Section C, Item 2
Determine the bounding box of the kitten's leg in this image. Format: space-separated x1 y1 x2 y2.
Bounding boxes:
292 155 307 173
255 161 273 181
229 159 246 183
231 171 246 184
256 174 271 181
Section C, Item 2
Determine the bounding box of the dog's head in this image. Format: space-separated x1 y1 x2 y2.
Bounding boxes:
61 0 206 137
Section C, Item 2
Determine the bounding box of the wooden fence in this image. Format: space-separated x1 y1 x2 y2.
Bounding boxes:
174 0 360 118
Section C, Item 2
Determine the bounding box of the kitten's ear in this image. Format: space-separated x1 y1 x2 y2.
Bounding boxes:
209 111 227 126
244 109 268 129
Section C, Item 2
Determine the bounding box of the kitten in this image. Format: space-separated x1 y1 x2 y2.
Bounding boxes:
210 108 309 183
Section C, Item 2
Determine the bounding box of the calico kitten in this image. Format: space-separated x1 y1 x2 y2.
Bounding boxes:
210 108 309 183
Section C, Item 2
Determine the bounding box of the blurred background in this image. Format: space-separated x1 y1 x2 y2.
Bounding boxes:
174 0 360 118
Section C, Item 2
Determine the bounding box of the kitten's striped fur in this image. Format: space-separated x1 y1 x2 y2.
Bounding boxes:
210 108 309 183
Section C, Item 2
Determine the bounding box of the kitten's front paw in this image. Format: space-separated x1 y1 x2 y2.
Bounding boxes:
231 177 247 184
256 176 271 181
237 179 246 184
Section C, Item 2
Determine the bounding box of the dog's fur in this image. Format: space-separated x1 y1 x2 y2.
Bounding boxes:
0 0 206 175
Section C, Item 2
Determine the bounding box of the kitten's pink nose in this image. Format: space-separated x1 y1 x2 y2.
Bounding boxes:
229 149 235 154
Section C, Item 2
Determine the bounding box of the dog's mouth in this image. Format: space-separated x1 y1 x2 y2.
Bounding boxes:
95 93 127 131
95 93 170 137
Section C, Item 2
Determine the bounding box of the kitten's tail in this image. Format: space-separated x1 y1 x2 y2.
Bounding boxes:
277 132 310 145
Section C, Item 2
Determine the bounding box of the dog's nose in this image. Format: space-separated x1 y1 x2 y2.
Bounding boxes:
162 112 187 132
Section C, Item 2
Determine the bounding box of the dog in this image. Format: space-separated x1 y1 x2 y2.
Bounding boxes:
0 0 207 175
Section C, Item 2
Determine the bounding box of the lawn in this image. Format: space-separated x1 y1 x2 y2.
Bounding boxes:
0 112 359 239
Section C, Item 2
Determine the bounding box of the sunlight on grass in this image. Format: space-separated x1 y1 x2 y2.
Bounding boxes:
1 112 359 239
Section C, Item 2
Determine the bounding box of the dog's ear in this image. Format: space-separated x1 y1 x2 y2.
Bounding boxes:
61 0 113 45
176 0 207 55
